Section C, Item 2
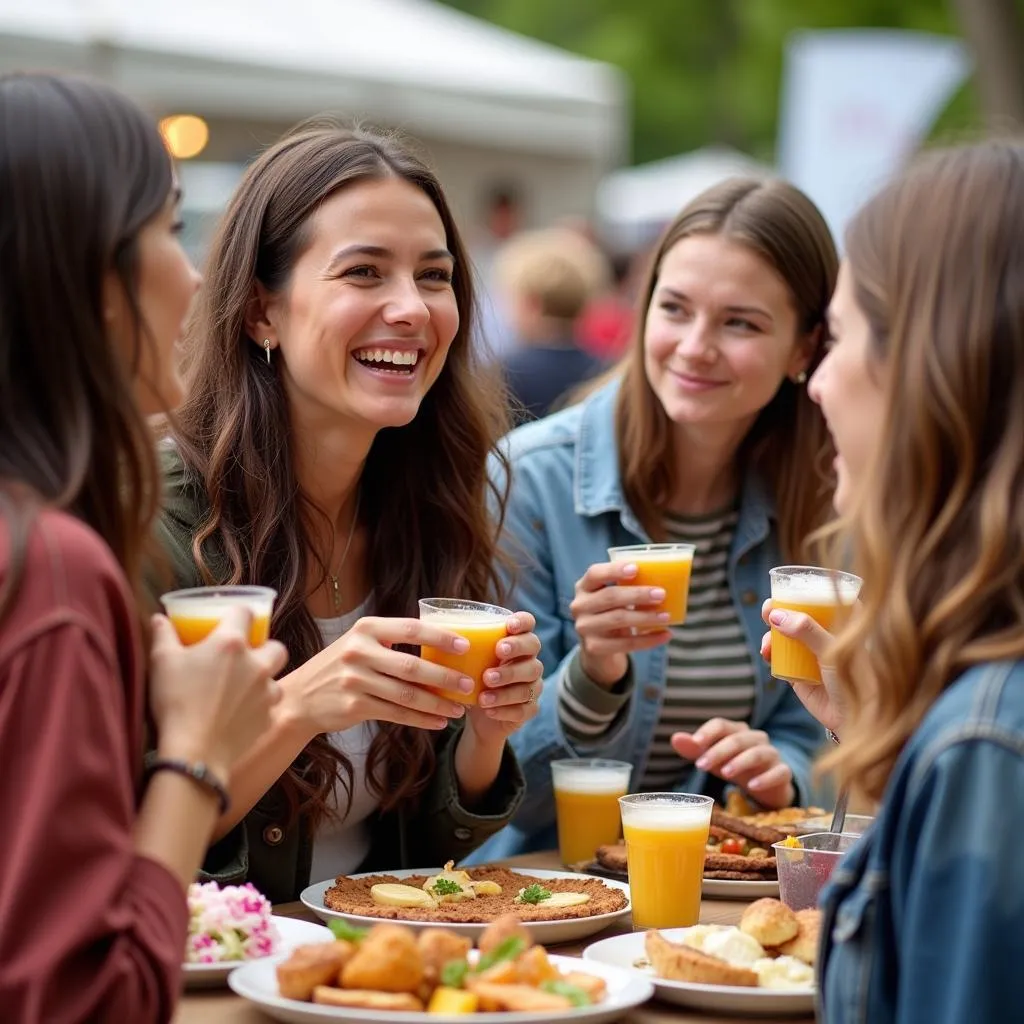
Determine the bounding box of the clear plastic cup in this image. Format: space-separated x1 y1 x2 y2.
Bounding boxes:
160 585 277 647
551 759 633 867
773 832 860 911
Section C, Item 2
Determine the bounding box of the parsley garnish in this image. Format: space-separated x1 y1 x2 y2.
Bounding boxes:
541 980 592 1007
431 878 464 896
474 936 527 972
441 958 470 988
515 884 552 905
328 919 368 943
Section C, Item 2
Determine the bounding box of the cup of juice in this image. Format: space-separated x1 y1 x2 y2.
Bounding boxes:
769 566 862 684
607 543 696 625
160 585 277 647
619 792 713 929
418 598 512 706
551 759 633 867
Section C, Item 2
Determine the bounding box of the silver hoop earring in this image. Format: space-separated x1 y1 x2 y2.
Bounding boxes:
264 338 271 365
795 370 808 385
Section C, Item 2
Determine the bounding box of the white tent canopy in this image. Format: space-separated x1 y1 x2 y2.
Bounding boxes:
598 146 774 248
0 0 627 158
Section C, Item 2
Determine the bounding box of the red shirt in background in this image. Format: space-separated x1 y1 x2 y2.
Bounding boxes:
0 509 187 1023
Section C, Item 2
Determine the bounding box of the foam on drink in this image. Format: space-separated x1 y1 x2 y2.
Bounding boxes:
554 768 631 794
420 608 507 627
164 596 271 619
621 801 713 831
772 572 860 606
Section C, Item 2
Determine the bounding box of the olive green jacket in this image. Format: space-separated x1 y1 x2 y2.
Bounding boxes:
155 444 526 904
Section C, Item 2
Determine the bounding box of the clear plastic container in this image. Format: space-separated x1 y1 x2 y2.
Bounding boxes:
773 832 860 911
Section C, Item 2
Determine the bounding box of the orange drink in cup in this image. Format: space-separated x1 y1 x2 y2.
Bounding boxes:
619 793 713 929
418 598 511 706
769 566 862 684
160 586 277 647
551 759 633 867
607 543 696 625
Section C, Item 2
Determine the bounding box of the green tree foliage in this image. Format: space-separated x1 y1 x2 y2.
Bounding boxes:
439 0 979 163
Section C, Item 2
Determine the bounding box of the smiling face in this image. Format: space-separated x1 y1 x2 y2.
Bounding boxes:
258 176 460 437
643 233 814 440
808 261 886 516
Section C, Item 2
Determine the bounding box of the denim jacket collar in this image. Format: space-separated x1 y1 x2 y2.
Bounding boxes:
573 378 776 546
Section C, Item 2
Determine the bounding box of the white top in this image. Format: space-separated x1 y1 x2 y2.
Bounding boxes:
308 599 381 883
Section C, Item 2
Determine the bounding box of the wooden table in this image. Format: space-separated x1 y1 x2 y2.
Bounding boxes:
174 852 813 1024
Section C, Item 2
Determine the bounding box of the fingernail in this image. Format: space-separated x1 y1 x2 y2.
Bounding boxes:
459 677 475 693
657 612 670 622
721 766 734 778
769 611 787 626
696 757 710 770
622 563 638 577
431 718 448 729
498 640 512 657
453 637 470 653
448 704 465 717
484 669 501 685
507 615 521 631
650 588 666 601
486 708 500 718
480 693 496 706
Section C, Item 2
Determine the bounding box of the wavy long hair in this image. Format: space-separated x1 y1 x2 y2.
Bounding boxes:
603 178 837 556
0 72 172 619
171 122 511 827
820 141 1024 801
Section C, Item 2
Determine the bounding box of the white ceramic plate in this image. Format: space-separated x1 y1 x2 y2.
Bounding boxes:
184 916 334 988
583 930 815 1018
702 876 780 900
228 951 653 1024
300 868 631 944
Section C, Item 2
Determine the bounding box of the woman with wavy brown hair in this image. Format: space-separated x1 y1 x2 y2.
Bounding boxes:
471 177 837 861
158 122 544 903
0 73 285 1021
763 140 1024 1021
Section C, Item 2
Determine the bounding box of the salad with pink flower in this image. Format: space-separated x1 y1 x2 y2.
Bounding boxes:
185 881 280 964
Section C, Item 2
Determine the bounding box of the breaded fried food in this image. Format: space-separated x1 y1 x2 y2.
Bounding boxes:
595 843 628 872
478 913 531 956
561 971 608 1001
703 852 777 875
341 924 424 993
276 940 354 1001
740 898 799 947
467 981 573 1012
704 869 778 881
416 927 472 979
515 945 559 986
711 808 788 846
645 929 759 987
776 908 821 965
312 987 424 1011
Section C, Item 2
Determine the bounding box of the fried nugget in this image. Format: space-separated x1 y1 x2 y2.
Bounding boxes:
341 924 424 993
515 945 559 986
645 930 759 987
595 843 628 872
276 940 354 1001
478 913 530 956
561 970 607 1002
776 908 821 965
740 898 799 947
468 981 573 1012
312 987 424 1011
417 928 472 979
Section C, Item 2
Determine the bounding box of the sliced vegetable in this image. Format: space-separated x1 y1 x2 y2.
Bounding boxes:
473 935 527 973
327 919 368 943
719 837 745 856
427 987 479 1014
540 979 592 1007
440 959 470 989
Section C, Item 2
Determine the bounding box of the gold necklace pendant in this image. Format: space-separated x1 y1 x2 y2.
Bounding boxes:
328 573 342 614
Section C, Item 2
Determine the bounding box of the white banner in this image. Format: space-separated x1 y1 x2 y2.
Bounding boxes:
777 29 971 244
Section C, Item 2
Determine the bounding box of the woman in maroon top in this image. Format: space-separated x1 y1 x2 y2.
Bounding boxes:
0 74 288 1022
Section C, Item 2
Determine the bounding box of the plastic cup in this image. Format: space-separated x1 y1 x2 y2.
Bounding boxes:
418 598 512 706
160 585 277 647
607 543 697 625
619 792 713 929
551 759 633 867
773 832 859 911
769 566 862 684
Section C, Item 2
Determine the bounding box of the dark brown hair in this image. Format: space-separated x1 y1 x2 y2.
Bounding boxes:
0 72 173 617
594 178 838 556
822 141 1024 801
171 121 511 827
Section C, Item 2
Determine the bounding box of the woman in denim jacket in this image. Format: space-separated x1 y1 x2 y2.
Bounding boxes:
471 179 838 860
766 141 1024 1021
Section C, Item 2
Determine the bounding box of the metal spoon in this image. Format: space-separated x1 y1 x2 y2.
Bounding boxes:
829 786 850 834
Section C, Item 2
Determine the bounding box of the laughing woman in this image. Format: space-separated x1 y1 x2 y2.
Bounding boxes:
158 124 543 902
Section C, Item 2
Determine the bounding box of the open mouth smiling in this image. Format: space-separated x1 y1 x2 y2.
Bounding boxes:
351 347 422 375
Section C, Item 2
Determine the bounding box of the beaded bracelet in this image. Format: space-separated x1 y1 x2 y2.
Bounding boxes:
145 758 230 815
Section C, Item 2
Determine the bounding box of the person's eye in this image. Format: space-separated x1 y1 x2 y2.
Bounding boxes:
171 220 185 235
725 317 760 332
344 265 380 280
420 267 453 284
659 301 683 316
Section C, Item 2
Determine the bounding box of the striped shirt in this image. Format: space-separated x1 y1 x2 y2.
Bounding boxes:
557 507 756 790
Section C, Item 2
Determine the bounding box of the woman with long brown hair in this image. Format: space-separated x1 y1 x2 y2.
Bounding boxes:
158 123 543 902
764 140 1024 1021
0 73 286 1021
470 178 838 860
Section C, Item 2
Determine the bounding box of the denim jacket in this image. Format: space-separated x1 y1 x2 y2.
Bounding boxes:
468 379 827 861
819 659 1024 1024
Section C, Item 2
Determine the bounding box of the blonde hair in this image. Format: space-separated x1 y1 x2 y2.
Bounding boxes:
493 227 610 321
612 177 838 555
821 141 1024 801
